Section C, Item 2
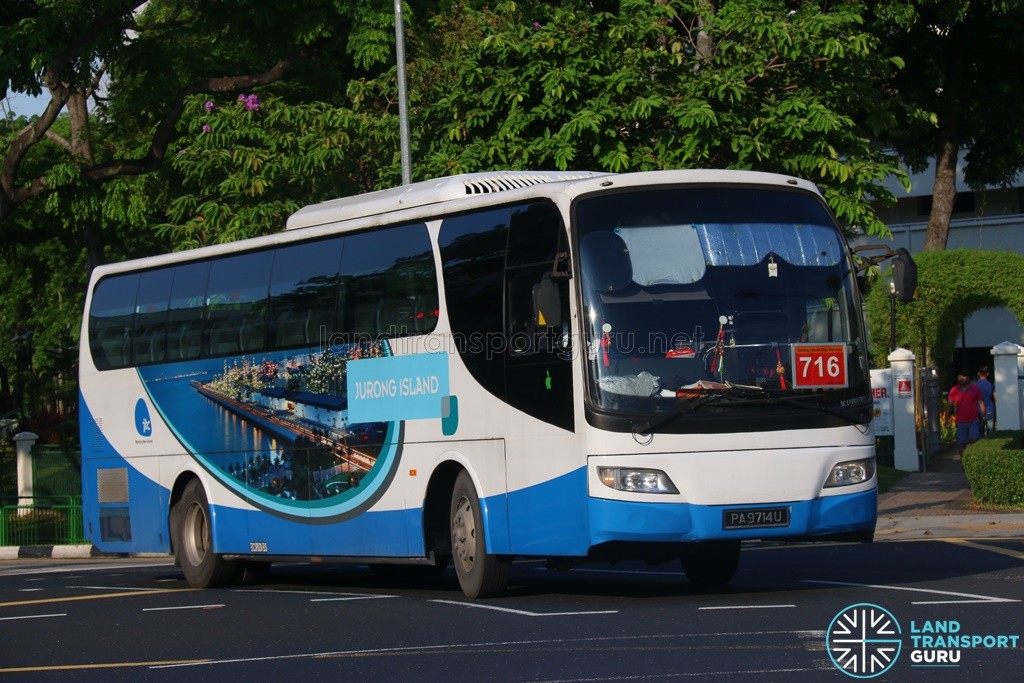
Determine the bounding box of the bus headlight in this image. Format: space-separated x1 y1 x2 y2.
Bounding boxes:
824 457 876 488
598 467 678 494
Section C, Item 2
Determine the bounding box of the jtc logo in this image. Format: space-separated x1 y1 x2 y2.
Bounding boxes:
827 603 902 678
134 398 153 437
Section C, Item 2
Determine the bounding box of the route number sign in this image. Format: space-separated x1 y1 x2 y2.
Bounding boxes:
791 343 849 389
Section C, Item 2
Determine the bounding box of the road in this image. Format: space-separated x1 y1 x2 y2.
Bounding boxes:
1 538 1022 681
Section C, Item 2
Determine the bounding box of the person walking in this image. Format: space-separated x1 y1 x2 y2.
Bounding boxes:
975 365 995 435
945 370 986 456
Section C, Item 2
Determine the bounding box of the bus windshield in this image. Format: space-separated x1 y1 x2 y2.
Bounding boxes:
575 186 869 430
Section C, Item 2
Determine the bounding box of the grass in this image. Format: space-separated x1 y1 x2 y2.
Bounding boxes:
876 465 910 494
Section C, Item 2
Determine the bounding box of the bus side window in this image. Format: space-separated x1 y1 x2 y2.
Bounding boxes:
268 237 343 350
89 274 140 371
340 223 436 343
505 202 568 350
204 251 273 358
132 268 174 365
167 261 210 362
504 202 573 432
439 210 509 401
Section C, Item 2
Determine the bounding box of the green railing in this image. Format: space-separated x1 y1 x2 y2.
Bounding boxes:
0 496 86 546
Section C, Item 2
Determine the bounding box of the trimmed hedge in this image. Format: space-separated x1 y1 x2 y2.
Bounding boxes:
864 249 1024 369
962 431 1024 507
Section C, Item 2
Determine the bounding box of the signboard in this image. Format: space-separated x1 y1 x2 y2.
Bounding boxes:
895 373 913 398
870 368 893 436
347 352 450 423
790 343 849 389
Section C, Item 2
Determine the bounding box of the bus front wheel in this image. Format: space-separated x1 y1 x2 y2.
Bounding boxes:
175 479 241 588
450 471 510 599
681 540 741 587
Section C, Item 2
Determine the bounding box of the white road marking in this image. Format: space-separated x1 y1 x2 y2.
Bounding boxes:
698 604 796 610
802 579 1019 604
0 613 66 621
430 599 617 616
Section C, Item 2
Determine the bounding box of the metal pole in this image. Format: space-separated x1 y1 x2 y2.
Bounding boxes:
889 285 896 353
394 0 412 185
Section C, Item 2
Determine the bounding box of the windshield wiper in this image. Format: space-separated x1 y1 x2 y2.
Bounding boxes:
633 382 766 437
633 386 869 438
633 392 726 438
765 394 872 424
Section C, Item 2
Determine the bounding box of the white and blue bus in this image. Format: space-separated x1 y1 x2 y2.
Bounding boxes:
80 169 911 598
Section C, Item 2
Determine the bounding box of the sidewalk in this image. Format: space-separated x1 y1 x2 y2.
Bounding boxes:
875 443 1024 540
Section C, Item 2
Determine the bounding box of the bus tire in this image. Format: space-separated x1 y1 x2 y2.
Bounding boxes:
175 479 241 588
681 540 741 587
450 470 510 599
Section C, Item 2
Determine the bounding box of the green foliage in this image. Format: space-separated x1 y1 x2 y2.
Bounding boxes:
869 0 1024 189
378 0 906 236
962 432 1024 508
865 249 1024 368
155 92 377 247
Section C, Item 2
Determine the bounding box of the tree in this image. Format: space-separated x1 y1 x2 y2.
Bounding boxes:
1 0 406 428
154 1 916 245
1 0 404 265
384 0 908 236
868 0 1024 251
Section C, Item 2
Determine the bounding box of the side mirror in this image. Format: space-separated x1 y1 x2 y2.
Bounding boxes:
532 273 563 328
891 248 917 303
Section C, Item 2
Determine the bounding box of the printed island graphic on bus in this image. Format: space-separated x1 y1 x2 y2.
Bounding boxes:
138 342 451 519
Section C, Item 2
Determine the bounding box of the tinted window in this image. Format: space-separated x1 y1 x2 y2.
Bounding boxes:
440 201 573 430
167 261 210 362
440 209 510 400
205 251 273 357
340 223 437 342
504 203 573 431
269 237 343 349
89 224 438 370
133 268 174 364
89 274 140 370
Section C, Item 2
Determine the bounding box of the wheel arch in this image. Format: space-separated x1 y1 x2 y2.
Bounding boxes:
425 456 512 556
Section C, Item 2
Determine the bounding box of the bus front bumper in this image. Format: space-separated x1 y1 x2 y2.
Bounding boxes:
588 488 877 545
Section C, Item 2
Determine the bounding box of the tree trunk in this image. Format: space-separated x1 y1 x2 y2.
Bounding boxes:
922 28 966 252
923 139 959 251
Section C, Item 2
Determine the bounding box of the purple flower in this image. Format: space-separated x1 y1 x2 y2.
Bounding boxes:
202 124 212 133
237 93 261 111
532 21 542 30
204 100 215 111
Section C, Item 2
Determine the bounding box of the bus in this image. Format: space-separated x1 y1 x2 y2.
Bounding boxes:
80 169 914 598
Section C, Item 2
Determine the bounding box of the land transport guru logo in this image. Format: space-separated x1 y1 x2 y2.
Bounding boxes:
827 603 902 678
826 602 1021 677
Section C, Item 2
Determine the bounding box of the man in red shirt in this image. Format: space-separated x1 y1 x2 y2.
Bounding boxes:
946 370 986 456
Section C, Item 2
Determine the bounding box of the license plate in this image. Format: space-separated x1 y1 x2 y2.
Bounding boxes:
723 507 791 530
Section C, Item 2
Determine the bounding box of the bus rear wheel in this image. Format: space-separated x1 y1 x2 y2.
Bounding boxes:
450 471 510 599
175 479 241 588
680 540 741 587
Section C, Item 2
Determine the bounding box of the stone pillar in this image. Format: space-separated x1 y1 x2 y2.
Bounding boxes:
991 342 1021 431
14 432 39 516
888 348 919 472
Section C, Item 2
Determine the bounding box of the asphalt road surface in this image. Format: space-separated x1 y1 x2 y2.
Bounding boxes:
1 538 1022 681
